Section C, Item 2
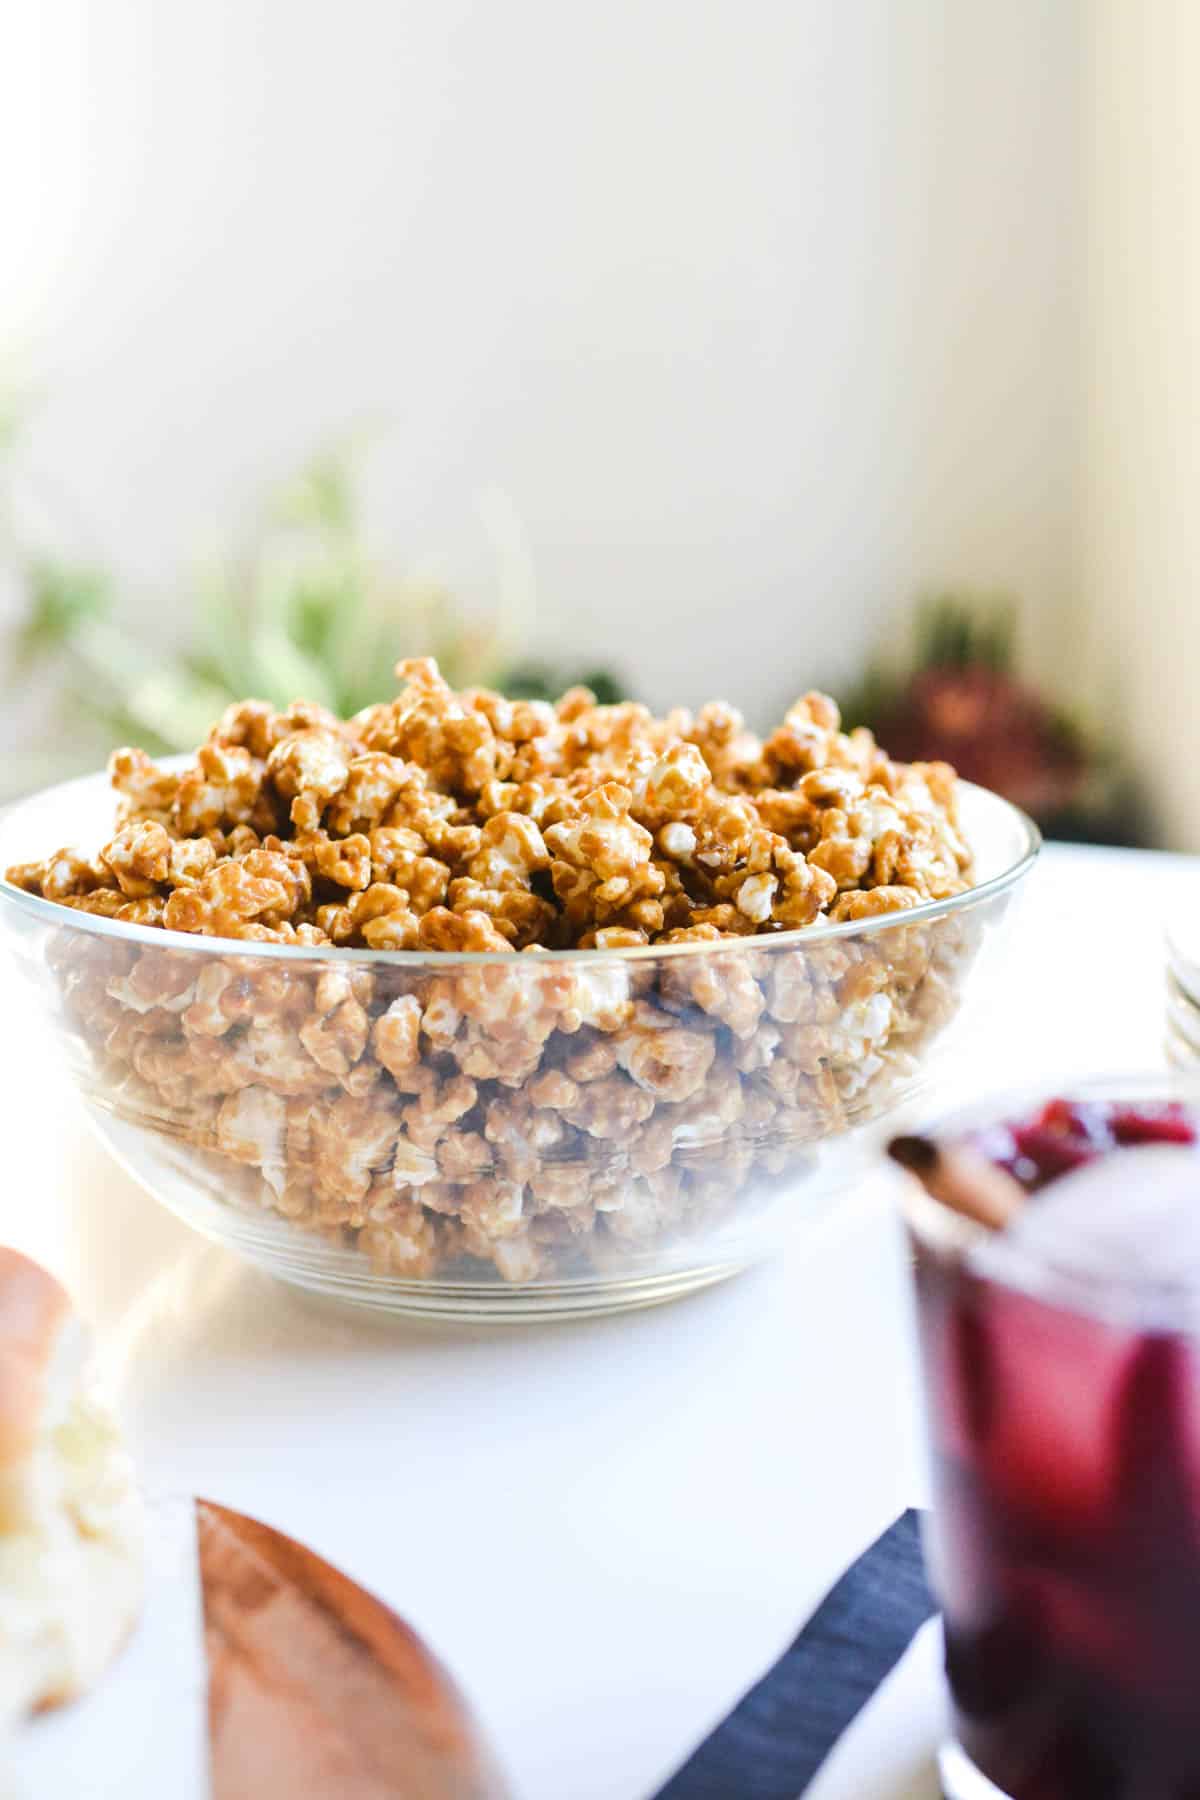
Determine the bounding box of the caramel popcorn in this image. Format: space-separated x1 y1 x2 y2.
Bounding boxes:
7 659 988 1288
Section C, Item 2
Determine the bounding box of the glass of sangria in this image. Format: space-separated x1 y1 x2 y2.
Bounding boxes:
901 1075 1200 1800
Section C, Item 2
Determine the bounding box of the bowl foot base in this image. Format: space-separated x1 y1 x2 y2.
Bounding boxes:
247 1255 753 1322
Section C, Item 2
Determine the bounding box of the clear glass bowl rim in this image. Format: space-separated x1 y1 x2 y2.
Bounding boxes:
0 770 1040 968
903 1069 1200 1328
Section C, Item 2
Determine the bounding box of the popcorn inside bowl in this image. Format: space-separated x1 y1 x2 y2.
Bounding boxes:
6 658 973 947
0 659 1018 1294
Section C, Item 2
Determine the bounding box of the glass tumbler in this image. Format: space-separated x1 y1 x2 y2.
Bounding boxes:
904 1076 1200 1800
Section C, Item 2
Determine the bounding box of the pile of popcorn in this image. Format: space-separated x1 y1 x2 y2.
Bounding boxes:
7 659 978 1284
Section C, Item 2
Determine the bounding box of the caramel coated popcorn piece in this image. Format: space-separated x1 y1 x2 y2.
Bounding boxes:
309 1090 402 1213
164 860 295 937
360 1200 441 1278
366 828 449 913
100 820 171 896
209 698 283 759
388 658 503 796
372 994 423 1082
296 830 372 892
417 908 512 953
167 837 218 887
467 812 550 889
216 1086 287 1192
324 754 420 836
109 746 180 821
298 968 371 1077
828 886 923 923
174 744 269 836
61 887 138 918
265 729 351 833
319 883 422 950
545 782 653 883
631 743 712 830
546 783 665 936
21 847 106 901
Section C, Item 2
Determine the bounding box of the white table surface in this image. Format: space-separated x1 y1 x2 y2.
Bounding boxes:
0 843 1194 1800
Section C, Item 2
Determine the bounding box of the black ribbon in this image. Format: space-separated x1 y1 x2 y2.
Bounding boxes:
654 1509 935 1800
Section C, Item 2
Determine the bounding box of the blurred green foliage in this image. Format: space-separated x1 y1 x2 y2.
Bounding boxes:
503 661 625 705
1 426 624 761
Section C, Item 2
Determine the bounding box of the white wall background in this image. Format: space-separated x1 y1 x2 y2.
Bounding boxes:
2 0 1079 726
1082 1 1200 850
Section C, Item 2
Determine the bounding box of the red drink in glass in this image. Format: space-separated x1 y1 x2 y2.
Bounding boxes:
908 1088 1200 1799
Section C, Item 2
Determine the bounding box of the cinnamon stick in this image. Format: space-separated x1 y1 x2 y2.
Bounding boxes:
888 1133 1024 1232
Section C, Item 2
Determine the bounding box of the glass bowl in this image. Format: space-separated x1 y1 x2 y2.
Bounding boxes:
0 770 1038 1320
